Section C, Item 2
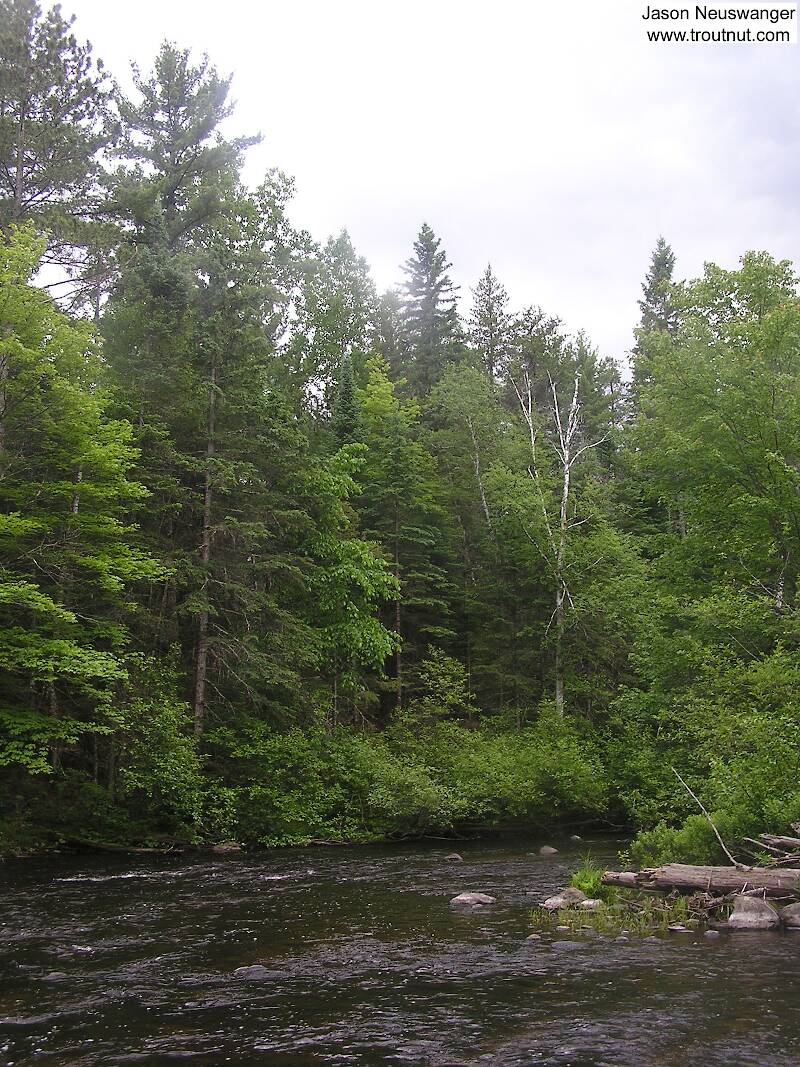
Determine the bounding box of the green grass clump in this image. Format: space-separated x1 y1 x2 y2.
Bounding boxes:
531 890 699 936
570 854 616 902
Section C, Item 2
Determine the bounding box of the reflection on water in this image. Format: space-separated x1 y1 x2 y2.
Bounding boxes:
0 839 798 1065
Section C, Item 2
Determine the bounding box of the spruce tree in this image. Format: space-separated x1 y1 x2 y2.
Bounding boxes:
469 263 511 380
331 353 359 444
632 237 678 395
400 223 462 394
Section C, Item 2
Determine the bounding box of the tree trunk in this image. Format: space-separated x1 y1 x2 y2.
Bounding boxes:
394 509 402 712
602 863 800 897
466 414 491 528
194 360 216 738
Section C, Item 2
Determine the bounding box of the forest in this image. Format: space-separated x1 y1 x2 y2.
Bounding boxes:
1 0 799 864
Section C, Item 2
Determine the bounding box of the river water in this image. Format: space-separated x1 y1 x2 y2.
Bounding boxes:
1 837 799 1066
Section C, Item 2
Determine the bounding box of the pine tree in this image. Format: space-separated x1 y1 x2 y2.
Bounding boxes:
111 43 258 251
0 0 110 290
400 223 462 394
469 263 511 380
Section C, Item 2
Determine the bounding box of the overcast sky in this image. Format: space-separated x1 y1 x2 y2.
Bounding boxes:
68 0 799 364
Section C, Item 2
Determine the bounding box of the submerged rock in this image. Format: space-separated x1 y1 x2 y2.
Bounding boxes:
727 894 780 930
539 845 559 856
542 886 586 910
704 929 721 940
551 939 583 950
444 853 464 862
570 835 583 841
233 965 271 980
449 892 495 907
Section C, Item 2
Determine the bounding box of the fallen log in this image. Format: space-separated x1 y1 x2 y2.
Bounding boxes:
759 834 800 850
602 863 800 898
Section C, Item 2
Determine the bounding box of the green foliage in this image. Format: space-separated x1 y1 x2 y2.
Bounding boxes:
2 20 799 865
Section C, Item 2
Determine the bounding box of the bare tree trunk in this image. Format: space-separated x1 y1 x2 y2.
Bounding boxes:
194 361 216 738
70 466 83 514
107 737 116 798
466 414 492 528
395 511 402 712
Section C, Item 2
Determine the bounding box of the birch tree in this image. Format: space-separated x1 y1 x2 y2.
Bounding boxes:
509 365 606 716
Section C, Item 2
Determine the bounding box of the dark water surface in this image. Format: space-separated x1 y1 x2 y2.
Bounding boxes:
1 838 799 1066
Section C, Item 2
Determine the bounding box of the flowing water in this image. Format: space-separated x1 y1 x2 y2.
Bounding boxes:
1 838 799 1066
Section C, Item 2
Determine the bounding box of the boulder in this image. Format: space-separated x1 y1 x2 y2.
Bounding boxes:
779 902 800 928
539 845 559 856
542 886 586 910
727 894 780 930
577 898 603 912
449 892 495 907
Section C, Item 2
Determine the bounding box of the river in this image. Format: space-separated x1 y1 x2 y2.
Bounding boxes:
1 838 799 1065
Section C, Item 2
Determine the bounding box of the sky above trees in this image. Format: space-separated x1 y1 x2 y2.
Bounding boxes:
24 0 800 367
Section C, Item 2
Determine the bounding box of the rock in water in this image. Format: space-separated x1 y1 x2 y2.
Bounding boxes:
233 965 271 980
450 892 496 907
539 845 559 856
445 853 464 862
542 886 586 910
212 842 242 854
727 894 780 930
779 902 800 928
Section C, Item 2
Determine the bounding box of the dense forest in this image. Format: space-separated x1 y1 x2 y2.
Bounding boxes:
1 0 799 863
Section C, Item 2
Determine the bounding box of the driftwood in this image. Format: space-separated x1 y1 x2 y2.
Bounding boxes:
602 863 800 898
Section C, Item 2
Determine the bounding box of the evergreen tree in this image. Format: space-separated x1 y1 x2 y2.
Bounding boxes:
469 263 511 380
110 43 258 251
0 0 110 291
400 223 462 394
632 237 679 395
638 237 678 335
331 353 359 444
375 287 405 378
